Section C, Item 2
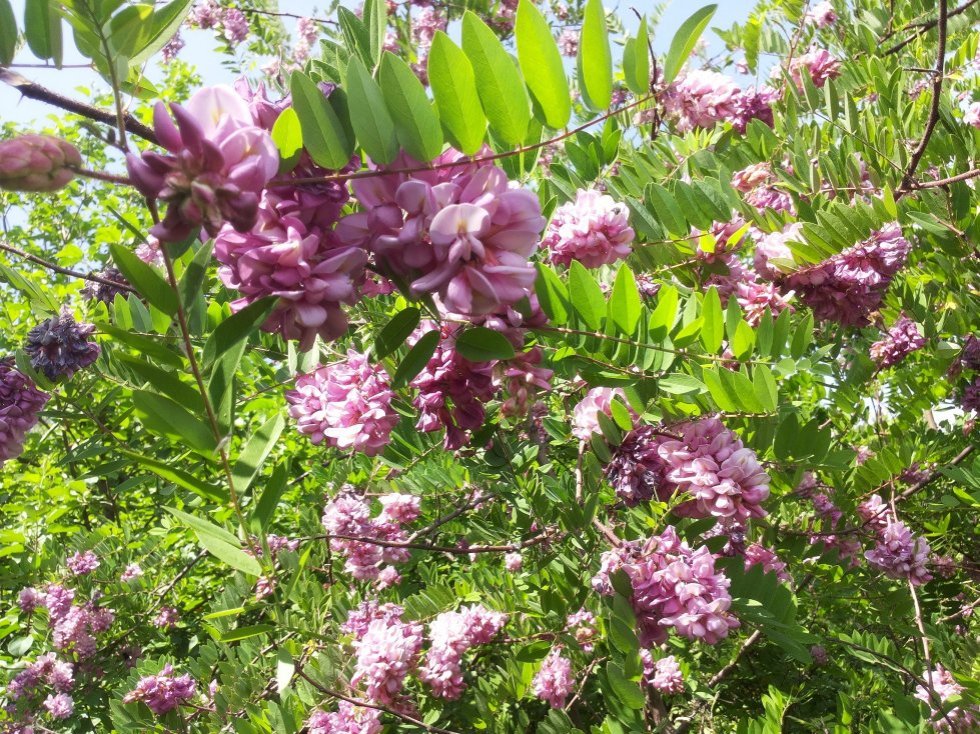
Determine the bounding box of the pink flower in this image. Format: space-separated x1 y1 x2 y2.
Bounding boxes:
286 351 398 455
18 587 44 613
805 2 838 27
869 315 926 368
123 664 197 715
743 542 790 582
753 223 805 280
504 552 523 571
566 609 597 651
532 650 574 708
865 517 933 585
307 701 383 734
662 71 776 133
43 692 74 719
136 236 164 267
543 189 635 268
221 8 249 44
641 652 684 694
497 346 553 418
0 134 81 192
1 362 50 466
379 494 421 524
785 48 842 90
963 102 980 129
571 387 631 441
914 665 980 731
420 606 506 699
322 491 416 581
342 601 406 639
352 618 424 703
153 606 180 629
126 85 279 242
67 550 99 576
557 29 578 56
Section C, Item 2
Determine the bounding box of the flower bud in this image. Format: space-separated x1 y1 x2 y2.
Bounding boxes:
0 134 81 192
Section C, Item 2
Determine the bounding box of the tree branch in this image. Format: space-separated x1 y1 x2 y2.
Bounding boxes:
0 69 158 146
0 240 137 294
883 0 978 55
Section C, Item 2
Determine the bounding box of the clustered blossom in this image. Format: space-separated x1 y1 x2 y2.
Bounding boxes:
321 491 418 581
1 361 50 465
869 315 926 368
805 1 838 27
410 7 446 81
337 150 546 317
420 605 507 699
161 32 184 63
123 664 197 715
592 526 739 645
20 584 115 660
286 351 399 455
411 334 497 450
566 609 598 652
606 417 770 522
557 28 578 57
153 606 180 629
6 652 74 704
965 102 980 129
0 134 81 192
127 85 278 243
66 550 99 576
914 665 980 732
661 70 777 133
805 488 862 565
504 552 523 571
24 309 100 381
784 48 842 90
571 386 631 441
306 701 383 734
80 267 129 304
953 336 980 413
342 601 406 639
543 188 635 268
352 617 424 704
706 253 793 326
861 495 932 585
120 563 143 582
641 651 684 694
757 224 911 326
731 163 795 214
497 346 553 418
293 17 320 63
532 650 574 708
743 542 791 582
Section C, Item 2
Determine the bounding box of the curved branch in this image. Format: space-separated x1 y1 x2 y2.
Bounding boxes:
0 241 137 294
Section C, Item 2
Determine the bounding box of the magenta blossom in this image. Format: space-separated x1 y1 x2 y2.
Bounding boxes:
571 386 632 441
543 188 635 268
123 664 197 715
1 361 50 466
869 315 926 368
785 48 842 90
805 1 838 27
532 650 574 708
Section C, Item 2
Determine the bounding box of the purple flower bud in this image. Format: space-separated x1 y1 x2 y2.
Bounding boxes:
24 308 100 381
1 361 50 465
0 134 81 192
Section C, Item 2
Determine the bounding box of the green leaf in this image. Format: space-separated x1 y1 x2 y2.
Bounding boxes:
276 649 295 693
232 415 285 495
128 0 192 67
658 374 706 395
649 284 678 337
97 323 183 368
378 51 444 161
608 617 639 655
167 508 262 576
455 327 516 362
337 7 373 67
515 0 570 129
24 0 61 65
202 297 278 370
462 11 530 145
0 0 17 65
662 4 717 85
110 243 177 316
622 16 650 95
251 461 289 531
375 307 421 359
534 264 570 325
131 390 217 454
290 71 354 170
700 286 724 353
392 329 440 387
271 106 304 170
117 355 203 413
610 265 641 336
218 624 275 642
568 261 606 330
605 662 645 709
645 183 687 236
178 240 213 310
345 56 399 164
428 31 487 155
753 364 777 411
363 0 386 64
118 449 226 503
578 0 612 110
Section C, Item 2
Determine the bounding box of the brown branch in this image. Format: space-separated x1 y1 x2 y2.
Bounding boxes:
897 445 974 500
0 241 137 294
73 167 133 187
313 529 557 555
899 0 948 194
903 166 980 192
883 0 979 55
0 69 158 146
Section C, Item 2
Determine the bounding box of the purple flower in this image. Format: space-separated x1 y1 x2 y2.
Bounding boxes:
504 552 523 571
342 601 406 640
352 618 424 704
126 85 279 242
642 652 684 694
221 8 249 44
43 692 74 719
153 606 180 629
123 664 197 715
24 309 100 381
869 315 926 368
286 351 398 455
532 650 574 708
322 491 415 580
543 189 635 268
420 605 506 699
914 665 980 732
0 361 50 465
961 376 980 413
187 0 221 28
18 587 44 613
307 701 383 734
557 29 578 56
571 386 632 441
161 32 184 63
66 550 99 576
80 267 129 304
865 516 933 585
0 134 81 192
120 563 143 582
743 542 790 582
136 236 165 267
662 71 776 133
965 102 980 129
805 2 838 27
785 48 842 90
753 223 805 280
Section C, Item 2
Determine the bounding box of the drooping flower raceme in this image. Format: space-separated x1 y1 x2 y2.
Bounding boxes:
126 85 279 242
0 134 81 192
321 491 418 581
0 360 50 465
592 526 739 646
914 664 980 732
532 649 574 708
864 508 933 586
352 617 424 704
641 651 684 694
606 417 770 522
805 1 838 27
24 309 100 381
784 48 842 90
420 605 507 699
123 664 197 715
743 542 791 582
661 70 777 133
306 701 383 734
571 386 631 441
337 150 546 317
286 351 399 456
66 551 99 576
543 188 635 268
965 102 980 129
870 315 926 368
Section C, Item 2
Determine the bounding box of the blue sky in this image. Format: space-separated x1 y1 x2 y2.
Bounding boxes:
1 0 757 125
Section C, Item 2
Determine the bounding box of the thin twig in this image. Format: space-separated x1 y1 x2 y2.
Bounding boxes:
311 529 557 555
883 0 978 55
0 241 137 294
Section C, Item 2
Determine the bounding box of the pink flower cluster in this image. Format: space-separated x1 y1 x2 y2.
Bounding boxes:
337 150 546 317
411 332 497 450
805 2 838 27
352 617 424 704
123 664 197 715
592 526 740 646
965 102 980 129
127 85 278 243
307 701 383 734
342 601 406 639
543 188 635 268
0 361 49 466
566 608 598 652
497 346 553 418
420 605 507 699
707 254 793 327
187 1 249 45
606 417 770 522
66 550 99 576
914 664 980 732
860 495 932 585
571 386 632 441
641 651 684 694
661 70 778 133
293 17 320 64
805 489 863 565
785 48 842 90
731 163 795 214
6 653 74 706
869 315 926 368
743 542 791 582
532 649 574 708
19 584 115 659
757 224 911 326
286 351 399 456
321 491 419 581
